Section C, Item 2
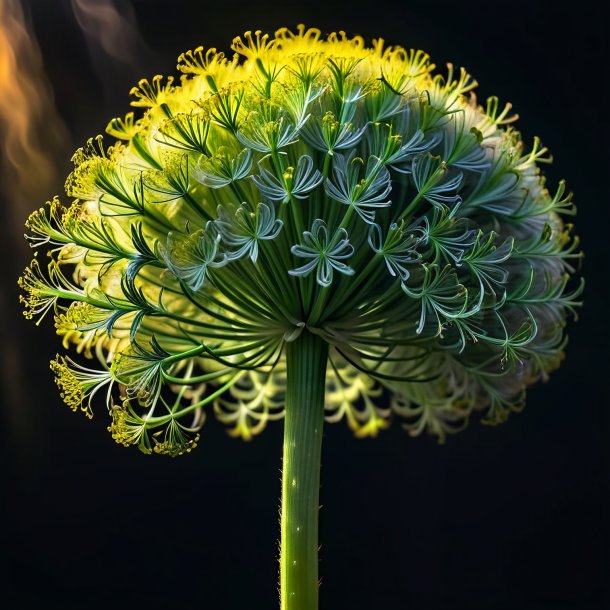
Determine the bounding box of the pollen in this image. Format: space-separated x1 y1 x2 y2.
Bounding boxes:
50 355 90 417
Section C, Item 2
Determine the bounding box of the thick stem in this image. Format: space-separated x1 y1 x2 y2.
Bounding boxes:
280 331 328 610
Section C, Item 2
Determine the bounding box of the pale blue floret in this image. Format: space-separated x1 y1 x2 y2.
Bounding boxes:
461 231 514 295
237 115 302 153
368 222 420 281
158 226 228 293
301 118 367 154
411 153 464 209
251 155 323 203
400 264 470 335
386 107 441 173
215 202 283 263
282 84 324 127
289 219 355 287
442 115 491 172
324 152 392 224
192 147 252 189
365 86 403 121
419 204 478 265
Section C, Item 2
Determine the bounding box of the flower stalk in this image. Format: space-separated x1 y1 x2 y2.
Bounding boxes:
281 331 328 610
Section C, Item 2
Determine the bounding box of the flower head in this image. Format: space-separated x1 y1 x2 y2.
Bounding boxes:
20 25 582 452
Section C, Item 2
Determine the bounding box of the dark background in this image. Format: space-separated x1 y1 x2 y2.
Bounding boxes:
1 1 608 608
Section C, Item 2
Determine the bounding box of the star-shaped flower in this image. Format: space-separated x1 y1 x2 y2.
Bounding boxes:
215 202 283 262
289 219 355 287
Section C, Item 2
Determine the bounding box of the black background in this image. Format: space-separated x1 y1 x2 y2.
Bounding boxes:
1 1 608 608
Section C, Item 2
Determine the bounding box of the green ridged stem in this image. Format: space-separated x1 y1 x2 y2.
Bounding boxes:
280 331 328 610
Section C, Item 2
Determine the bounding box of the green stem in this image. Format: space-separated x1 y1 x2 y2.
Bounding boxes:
280 331 329 610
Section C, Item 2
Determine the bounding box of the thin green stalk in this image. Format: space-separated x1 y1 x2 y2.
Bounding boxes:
280 331 329 610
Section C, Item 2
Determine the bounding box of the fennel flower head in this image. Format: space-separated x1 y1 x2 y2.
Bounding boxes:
20 26 582 456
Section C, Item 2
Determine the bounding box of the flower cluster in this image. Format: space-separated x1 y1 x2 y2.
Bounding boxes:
20 26 582 454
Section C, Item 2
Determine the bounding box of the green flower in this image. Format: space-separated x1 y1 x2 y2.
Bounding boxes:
158 226 227 292
251 154 323 203
368 221 420 281
289 219 355 287
324 152 392 224
215 202 283 262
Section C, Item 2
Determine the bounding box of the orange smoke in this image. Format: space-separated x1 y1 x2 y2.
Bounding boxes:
71 0 148 67
0 0 70 454
0 0 69 234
